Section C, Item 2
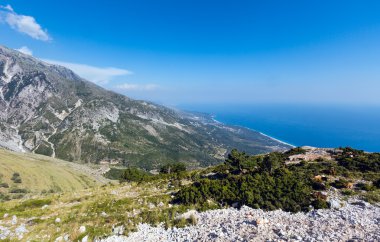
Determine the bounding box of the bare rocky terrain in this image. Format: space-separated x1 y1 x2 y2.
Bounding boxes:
0 45 290 169
100 200 380 242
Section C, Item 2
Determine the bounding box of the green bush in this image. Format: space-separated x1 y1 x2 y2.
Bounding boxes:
120 168 152 182
312 181 327 191
373 179 380 189
11 172 22 183
0 192 10 201
160 163 186 174
0 182 9 188
9 188 28 193
105 168 127 180
312 198 329 209
175 154 313 213
336 147 380 172
284 147 306 157
356 183 374 191
341 189 355 196
174 148 380 213
12 194 24 199
331 179 350 189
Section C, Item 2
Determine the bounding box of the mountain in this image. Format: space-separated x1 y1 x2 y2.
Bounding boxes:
0 45 291 169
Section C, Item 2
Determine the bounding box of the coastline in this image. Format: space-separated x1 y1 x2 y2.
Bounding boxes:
258 131 295 148
211 116 295 148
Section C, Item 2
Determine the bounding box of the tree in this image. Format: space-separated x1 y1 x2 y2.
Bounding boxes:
160 163 186 174
261 152 282 174
225 149 247 172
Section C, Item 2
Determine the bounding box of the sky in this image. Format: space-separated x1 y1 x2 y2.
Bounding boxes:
1 0 380 107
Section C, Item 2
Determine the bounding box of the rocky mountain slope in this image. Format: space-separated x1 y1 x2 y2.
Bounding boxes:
102 202 380 242
0 45 290 169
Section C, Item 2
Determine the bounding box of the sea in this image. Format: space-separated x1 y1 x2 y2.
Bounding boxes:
179 104 380 152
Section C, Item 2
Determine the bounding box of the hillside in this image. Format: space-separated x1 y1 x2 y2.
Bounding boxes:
0 148 107 201
0 45 291 169
0 147 379 241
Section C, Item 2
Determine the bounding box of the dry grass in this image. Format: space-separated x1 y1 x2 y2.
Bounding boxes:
0 179 187 241
0 148 107 196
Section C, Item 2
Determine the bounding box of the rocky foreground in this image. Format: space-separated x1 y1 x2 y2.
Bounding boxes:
100 200 380 242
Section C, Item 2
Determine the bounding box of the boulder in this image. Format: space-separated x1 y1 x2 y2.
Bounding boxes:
79 226 86 233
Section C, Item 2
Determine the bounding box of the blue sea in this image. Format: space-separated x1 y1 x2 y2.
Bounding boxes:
179 104 380 152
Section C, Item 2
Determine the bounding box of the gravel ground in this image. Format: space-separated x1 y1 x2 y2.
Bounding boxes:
99 200 380 242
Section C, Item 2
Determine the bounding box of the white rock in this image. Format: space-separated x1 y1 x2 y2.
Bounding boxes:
55 218 61 223
79 225 86 233
102 200 380 242
175 210 197 220
82 235 88 242
112 225 125 235
329 199 345 209
15 224 28 235
158 202 164 207
64 234 70 241
55 236 63 242
11 215 17 225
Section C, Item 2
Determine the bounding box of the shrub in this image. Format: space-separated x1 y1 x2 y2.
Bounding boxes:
12 194 24 199
284 147 306 157
13 177 22 183
312 181 327 191
175 168 313 212
331 179 350 189
105 168 127 180
11 172 22 183
356 183 374 191
312 198 329 209
160 163 186 174
0 182 9 188
336 148 380 172
9 188 28 193
0 192 10 201
341 189 355 196
120 168 152 182
374 179 380 189
189 214 197 225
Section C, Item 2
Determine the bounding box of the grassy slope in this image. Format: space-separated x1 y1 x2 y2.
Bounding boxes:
0 148 107 194
0 179 182 241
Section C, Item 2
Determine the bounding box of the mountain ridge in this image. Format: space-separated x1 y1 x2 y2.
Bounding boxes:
0 45 291 169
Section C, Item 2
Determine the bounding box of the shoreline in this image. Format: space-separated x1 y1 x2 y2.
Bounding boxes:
258 131 295 148
211 116 295 148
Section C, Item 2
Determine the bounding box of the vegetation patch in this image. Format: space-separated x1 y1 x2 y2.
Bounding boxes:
174 147 380 212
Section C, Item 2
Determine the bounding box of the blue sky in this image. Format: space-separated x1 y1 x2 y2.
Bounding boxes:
1 0 380 106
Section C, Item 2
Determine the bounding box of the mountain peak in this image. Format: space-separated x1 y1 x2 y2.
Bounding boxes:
0 44 291 168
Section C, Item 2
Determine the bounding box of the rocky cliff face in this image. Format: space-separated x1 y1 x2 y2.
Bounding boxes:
0 45 291 169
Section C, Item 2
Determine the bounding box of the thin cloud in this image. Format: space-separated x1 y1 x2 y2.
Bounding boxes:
0 4 50 41
116 83 159 91
1 4 13 11
42 59 133 84
16 46 33 55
